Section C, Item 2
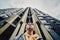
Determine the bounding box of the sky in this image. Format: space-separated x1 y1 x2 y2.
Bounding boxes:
0 0 60 20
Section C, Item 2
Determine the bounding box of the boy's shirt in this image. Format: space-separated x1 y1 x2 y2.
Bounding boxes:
24 32 39 40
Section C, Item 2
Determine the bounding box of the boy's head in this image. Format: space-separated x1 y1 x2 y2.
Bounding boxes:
26 23 34 32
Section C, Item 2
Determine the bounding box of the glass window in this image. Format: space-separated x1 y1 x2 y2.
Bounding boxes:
0 20 7 28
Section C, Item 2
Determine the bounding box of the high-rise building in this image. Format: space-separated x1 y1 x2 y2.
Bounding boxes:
0 7 60 40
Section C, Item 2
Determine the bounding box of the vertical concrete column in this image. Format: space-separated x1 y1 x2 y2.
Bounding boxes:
15 8 29 37
18 23 26 36
32 14 42 37
21 8 29 23
40 23 53 40
32 10 53 40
